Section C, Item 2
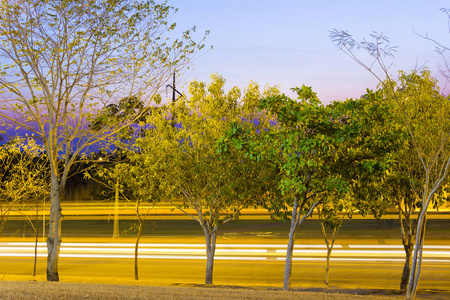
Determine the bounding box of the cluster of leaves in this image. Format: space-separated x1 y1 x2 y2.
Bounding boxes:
220 85 402 222
120 74 278 227
0 139 49 204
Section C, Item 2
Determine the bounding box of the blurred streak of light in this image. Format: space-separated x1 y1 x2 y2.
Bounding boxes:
1 242 450 262
3 242 450 249
1 252 450 263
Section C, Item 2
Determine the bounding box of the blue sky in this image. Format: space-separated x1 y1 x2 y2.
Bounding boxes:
168 0 450 104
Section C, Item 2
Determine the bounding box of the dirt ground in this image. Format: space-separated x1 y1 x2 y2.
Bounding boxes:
0 280 407 300
1 280 450 300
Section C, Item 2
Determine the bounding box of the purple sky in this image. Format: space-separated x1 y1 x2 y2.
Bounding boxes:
168 0 450 104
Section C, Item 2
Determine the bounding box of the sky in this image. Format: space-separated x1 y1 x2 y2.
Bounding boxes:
167 0 450 104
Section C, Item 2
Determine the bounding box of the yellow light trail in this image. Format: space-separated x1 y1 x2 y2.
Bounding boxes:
1 242 450 263
6 202 450 220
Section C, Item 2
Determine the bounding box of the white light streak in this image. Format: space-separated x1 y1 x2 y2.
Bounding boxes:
1 242 450 263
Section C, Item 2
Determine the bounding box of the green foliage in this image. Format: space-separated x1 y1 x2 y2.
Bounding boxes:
330 27 450 297
378 69 450 209
121 74 276 228
221 86 400 221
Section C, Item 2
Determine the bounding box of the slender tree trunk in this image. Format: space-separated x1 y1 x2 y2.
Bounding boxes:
325 247 332 285
46 175 62 281
283 198 299 291
134 199 143 281
406 212 427 300
320 219 340 286
113 179 120 239
283 217 297 291
283 198 320 291
399 205 415 290
42 197 45 241
203 225 217 285
33 200 39 277
401 244 413 290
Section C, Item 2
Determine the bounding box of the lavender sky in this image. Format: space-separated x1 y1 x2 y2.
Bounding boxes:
169 0 450 104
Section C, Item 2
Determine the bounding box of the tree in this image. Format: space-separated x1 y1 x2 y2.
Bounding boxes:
222 87 398 291
125 74 276 284
84 153 125 239
0 139 49 238
88 95 155 239
382 70 450 291
0 146 17 236
316 192 352 286
0 139 49 276
384 144 422 290
414 8 450 86
330 28 450 299
0 0 206 281
84 151 155 281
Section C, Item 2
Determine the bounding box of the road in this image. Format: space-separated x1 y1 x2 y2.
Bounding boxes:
1 239 450 290
2 203 450 290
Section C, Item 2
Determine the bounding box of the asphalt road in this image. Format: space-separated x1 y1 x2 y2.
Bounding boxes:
1 240 449 290
2 204 450 291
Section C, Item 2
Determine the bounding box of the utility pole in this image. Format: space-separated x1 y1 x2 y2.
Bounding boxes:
172 72 176 103
166 71 182 103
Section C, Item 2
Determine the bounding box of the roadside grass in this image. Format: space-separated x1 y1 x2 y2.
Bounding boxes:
0 279 404 300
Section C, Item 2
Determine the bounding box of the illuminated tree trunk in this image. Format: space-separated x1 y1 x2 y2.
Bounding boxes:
33 201 39 277
203 225 217 285
399 204 416 290
406 212 427 300
113 179 120 239
134 199 143 281
320 221 339 286
283 198 320 291
401 245 413 290
283 213 297 291
46 174 62 282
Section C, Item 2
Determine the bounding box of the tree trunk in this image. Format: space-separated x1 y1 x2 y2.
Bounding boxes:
134 199 142 281
113 179 120 239
46 176 62 281
283 198 319 291
318 208 341 287
399 206 415 290
203 226 217 285
400 244 413 290
325 246 332 285
283 218 297 291
33 201 39 277
283 197 301 291
406 212 427 300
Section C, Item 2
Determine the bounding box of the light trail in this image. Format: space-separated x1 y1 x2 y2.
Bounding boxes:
1 242 450 263
6 202 450 220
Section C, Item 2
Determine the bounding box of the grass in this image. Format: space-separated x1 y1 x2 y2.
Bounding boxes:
0 280 406 300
